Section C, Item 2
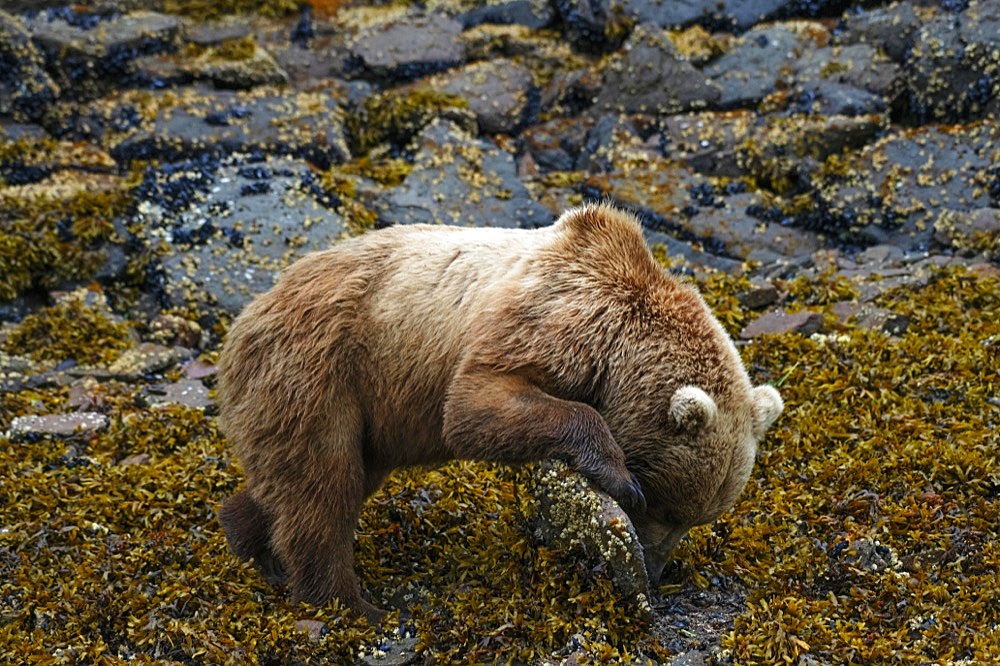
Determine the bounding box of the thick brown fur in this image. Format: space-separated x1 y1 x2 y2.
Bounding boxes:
216 203 783 622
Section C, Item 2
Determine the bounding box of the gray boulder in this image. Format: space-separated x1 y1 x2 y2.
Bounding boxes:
593 23 721 115
0 10 60 122
378 119 551 228
347 13 465 81
428 58 536 134
137 156 350 315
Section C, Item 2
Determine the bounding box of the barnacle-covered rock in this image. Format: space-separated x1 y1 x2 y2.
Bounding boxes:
0 10 61 122
531 460 653 621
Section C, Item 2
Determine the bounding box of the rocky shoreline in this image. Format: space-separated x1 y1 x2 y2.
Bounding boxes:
2 0 998 663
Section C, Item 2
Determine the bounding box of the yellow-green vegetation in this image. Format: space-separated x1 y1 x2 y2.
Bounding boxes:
161 0 299 19
0 265 997 662
347 89 470 156
2 292 136 366
0 185 132 302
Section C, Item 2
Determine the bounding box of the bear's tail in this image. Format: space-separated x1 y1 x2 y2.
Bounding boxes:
218 489 288 586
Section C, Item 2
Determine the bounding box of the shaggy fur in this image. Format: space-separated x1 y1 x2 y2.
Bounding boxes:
216 203 783 622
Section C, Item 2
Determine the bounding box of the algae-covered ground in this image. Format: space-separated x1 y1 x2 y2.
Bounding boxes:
1 262 997 664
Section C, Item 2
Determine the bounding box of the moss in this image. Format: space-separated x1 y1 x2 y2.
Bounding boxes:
0 184 134 302
2 291 135 365
161 0 299 19
348 90 470 157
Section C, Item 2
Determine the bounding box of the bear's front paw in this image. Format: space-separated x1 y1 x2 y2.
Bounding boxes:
591 468 646 514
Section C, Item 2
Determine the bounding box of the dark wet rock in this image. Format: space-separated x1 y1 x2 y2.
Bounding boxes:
740 309 824 338
934 208 1000 259
680 192 821 262
575 112 660 173
147 313 204 349
553 0 632 53
659 111 753 178
427 58 535 134
789 79 888 116
702 21 898 110
521 116 594 173
453 0 555 30
183 16 253 46
738 282 780 310
347 13 464 81
838 3 921 63
378 119 551 228
593 24 721 115
142 378 212 410
137 156 349 314
706 23 825 107
99 342 194 380
643 229 744 274
795 43 900 99
895 2 1000 124
0 9 61 122
609 0 788 31
137 38 289 90
805 121 998 251
532 460 652 619
7 412 109 439
738 113 885 195
539 66 603 117
110 88 349 167
25 10 181 99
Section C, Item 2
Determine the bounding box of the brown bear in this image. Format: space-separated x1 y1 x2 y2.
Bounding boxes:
216 203 783 623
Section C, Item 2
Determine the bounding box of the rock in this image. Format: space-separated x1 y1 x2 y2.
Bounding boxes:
593 24 721 115
100 343 194 380
184 16 253 46
347 13 464 81
610 0 790 31
445 0 555 30
294 619 327 641
532 460 653 619
143 379 213 410
176 39 289 90
897 2 1000 123
706 22 825 107
520 116 594 173
25 10 181 100
738 282 780 310
140 156 350 315
552 0 631 52
8 412 109 439
740 309 824 338
659 111 754 178
181 359 217 380
788 80 888 117
118 453 151 466
427 58 536 134
0 9 60 122
794 43 900 100
377 119 551 228
147 314 203 349
737 114 885 194
934 208 1000 260
110 87 350 168
804 121 999 252
679 192 821 262
838 3 921 63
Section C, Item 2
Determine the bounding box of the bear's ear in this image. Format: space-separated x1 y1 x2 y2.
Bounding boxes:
670 385 717 433
751 385 784 439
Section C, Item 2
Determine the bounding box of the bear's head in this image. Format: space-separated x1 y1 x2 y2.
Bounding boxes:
597 279 785 585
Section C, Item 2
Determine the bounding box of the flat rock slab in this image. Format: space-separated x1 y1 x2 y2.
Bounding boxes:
428 58 535 134
348 13 464 81
8 412 109 439
531 460 653 620
141 156 349 314
111 88 349 168
144 379 213 410
594 24 720 115
740 309 824 338
378 119 550 228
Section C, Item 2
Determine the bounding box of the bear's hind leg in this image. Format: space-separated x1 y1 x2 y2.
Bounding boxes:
218 489 288 585
268 418 387 624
